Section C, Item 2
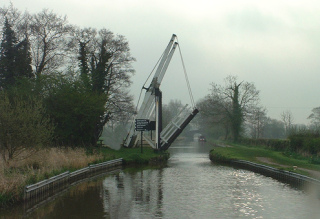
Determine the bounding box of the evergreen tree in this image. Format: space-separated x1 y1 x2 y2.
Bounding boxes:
0 17 17 88
15 37 33 79
0 17 33 89
78 41 89 77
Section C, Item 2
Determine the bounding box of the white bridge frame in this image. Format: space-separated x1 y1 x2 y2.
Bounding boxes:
123 34 198 150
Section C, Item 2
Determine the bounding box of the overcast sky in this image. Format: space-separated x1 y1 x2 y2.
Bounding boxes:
2 0 320 124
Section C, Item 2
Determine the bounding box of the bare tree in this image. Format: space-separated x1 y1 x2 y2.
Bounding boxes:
1 6 75 76
29 9 74 77
307 107 320 129
0 3 30 41
281 110 294 136
208 75 260 141
246 106 267 139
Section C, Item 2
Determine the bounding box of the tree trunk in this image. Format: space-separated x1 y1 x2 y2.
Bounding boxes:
231 83 242 142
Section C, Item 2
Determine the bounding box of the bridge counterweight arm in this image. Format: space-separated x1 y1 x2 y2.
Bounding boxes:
152 34 177 87
153 34 176 76
124 34 191 149
157 42 178 84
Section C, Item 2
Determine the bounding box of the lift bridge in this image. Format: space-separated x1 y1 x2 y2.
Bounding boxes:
123 34 199 150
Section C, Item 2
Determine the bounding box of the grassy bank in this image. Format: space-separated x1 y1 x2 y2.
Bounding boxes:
209 142 320 177
97 147 169 165
0 146 169 208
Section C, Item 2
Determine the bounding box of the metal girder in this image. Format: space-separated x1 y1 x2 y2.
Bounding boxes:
160 108 199 151
123 35 178 148
123 34 198 150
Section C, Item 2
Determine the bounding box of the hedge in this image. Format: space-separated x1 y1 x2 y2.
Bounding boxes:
239 138 290 151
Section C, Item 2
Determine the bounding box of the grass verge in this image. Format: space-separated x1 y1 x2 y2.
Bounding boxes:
209 143 320 176
97 147 169 165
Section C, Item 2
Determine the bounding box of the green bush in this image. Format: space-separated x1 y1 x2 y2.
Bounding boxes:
209 149 233 162
0 193 14 207
239 138 289 151
288 130 320 155
0 90 54 161
310 156 320 164
240 133 320 157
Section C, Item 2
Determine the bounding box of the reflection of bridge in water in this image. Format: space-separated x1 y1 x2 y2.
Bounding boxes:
102 170 164 218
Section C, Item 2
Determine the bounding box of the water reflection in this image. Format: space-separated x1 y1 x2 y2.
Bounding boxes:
100 155 320 218
2 141 320 218
98 141 320 218
101 170 164 218
21 180 107 219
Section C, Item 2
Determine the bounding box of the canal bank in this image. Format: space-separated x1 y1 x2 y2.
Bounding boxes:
0 146 169 208
2 141 319 219
209 144 320 190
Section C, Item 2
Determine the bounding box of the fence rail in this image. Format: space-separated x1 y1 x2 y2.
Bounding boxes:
24 158 123 201
231 160 320 187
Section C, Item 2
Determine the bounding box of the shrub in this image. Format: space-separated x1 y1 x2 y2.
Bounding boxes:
288 130 320 155
0 90 54 161
239 138 289 151
310 156 320 164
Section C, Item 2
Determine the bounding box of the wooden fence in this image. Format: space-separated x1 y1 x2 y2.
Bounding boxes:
24 158 123 201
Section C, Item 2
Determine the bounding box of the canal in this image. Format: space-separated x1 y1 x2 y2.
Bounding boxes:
2 141 320 218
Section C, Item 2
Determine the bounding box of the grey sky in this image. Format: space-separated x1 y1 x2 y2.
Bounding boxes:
2 0 320 124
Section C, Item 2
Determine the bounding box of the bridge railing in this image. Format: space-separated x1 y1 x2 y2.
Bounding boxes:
160 108 199 150
161 105 190 143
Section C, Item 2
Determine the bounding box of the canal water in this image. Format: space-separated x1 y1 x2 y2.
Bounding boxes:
2 141 320 219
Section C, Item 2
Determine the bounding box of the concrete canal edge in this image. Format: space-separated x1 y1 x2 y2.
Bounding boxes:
209 153 320 191
23 153 170 206
24 158 124 202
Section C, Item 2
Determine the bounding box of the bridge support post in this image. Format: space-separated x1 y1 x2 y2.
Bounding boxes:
155 87 162 150
140 131 143 153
